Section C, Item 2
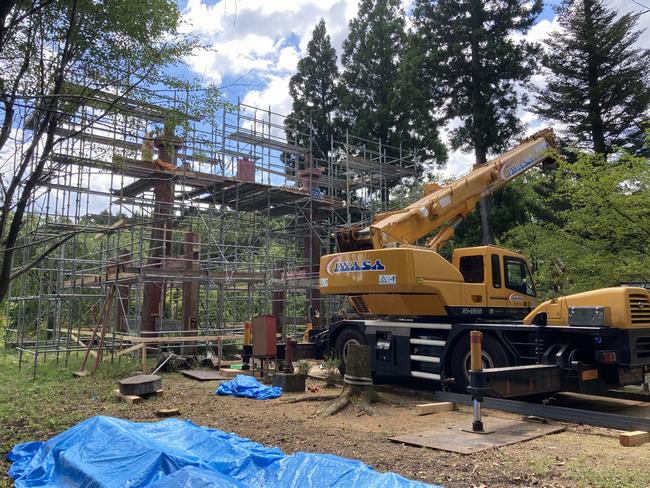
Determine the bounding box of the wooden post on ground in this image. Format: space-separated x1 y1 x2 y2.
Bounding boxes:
91 287 115 374
142 342 148 374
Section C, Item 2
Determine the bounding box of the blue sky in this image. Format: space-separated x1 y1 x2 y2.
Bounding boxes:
177 0 649 176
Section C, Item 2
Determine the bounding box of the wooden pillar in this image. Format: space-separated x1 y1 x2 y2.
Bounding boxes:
140 182 173 334
140 123 181 334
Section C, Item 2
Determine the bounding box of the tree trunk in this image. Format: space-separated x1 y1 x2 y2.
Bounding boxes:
583 0 607 154
469 0 493 246
474 146 493 245
320 344 382 416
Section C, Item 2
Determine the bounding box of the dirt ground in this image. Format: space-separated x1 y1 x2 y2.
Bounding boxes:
2 356 650 487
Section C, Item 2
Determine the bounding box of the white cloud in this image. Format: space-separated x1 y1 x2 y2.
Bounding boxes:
187 34 277 84
242 74 294 137
183 0 649 178
277 46 300 72
0 127 22 181
182 0 357 85
511 17 561 44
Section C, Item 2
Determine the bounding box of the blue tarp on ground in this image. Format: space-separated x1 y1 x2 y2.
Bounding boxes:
7 416 438 488
216 374 283 400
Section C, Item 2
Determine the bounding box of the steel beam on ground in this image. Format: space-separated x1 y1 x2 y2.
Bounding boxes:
435 391 650 432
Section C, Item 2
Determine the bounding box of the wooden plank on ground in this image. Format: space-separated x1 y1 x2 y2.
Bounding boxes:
70 334 97 357
116 342 143 357
415 402 457 416
125 335 239 344
620 431 649 447
181 370 229 381
114 389 142 404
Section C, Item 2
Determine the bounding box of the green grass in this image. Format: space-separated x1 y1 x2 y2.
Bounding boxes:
526 454 555 477
565 458 650 488
0 352 140 486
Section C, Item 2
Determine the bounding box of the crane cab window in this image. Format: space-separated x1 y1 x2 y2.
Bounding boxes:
504 257 536 296
459 255 484 283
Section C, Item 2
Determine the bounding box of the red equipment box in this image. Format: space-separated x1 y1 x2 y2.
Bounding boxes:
251 315 277 357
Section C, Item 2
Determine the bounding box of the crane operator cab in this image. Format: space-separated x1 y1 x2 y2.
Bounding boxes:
450 245 537 321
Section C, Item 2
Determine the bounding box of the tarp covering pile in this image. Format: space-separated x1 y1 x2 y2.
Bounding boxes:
7 416 438 487
216 374 283 400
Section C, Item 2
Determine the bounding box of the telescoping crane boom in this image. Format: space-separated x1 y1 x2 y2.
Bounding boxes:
318 128 650 396
321 129 556 323
336 128 555 253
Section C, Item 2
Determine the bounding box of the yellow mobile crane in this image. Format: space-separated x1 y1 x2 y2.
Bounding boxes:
319 129 650 395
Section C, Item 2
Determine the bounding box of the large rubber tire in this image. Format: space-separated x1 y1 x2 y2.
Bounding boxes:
448 333 511 393
334 327 367 375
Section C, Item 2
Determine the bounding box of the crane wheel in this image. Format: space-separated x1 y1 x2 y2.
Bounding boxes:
448 333 511 392
334 327 367 375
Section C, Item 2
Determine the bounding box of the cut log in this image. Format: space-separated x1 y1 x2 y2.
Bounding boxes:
155 408 179 417
118 374 162 396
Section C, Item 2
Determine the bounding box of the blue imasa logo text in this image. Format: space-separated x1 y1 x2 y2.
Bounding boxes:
333 260 385 273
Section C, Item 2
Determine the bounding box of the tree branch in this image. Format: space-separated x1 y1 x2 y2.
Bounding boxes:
9 226 82 282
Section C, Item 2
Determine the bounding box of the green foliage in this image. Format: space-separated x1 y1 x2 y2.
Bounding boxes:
449 184 531 252
502 149 650 300
321 353 341 388
394 35 448 169
534 0 650 156
0 0 213 304
410 0 542 243
2 0 197 97
338 0 404 145
286 19 340 161
337 0 446 169
296 360 312 376
411 0 542 158
0 353 141 485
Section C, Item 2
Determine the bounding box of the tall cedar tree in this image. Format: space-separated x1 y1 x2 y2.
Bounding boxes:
285 19 339 161
412 0 542 244
338 0 446 169
534 0 650 155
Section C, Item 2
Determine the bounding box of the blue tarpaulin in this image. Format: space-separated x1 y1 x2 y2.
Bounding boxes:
216 374 283 400
7 416 438 488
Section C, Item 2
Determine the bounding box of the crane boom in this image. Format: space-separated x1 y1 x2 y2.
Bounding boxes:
336 129 555 252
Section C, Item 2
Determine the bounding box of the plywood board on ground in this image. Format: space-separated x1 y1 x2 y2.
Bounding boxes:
390 413 565 454
180 370 229 381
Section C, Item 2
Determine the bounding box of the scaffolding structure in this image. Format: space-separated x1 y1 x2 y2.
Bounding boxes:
2 84 419 376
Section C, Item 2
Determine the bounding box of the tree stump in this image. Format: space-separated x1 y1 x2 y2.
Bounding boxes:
320 344 381 416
